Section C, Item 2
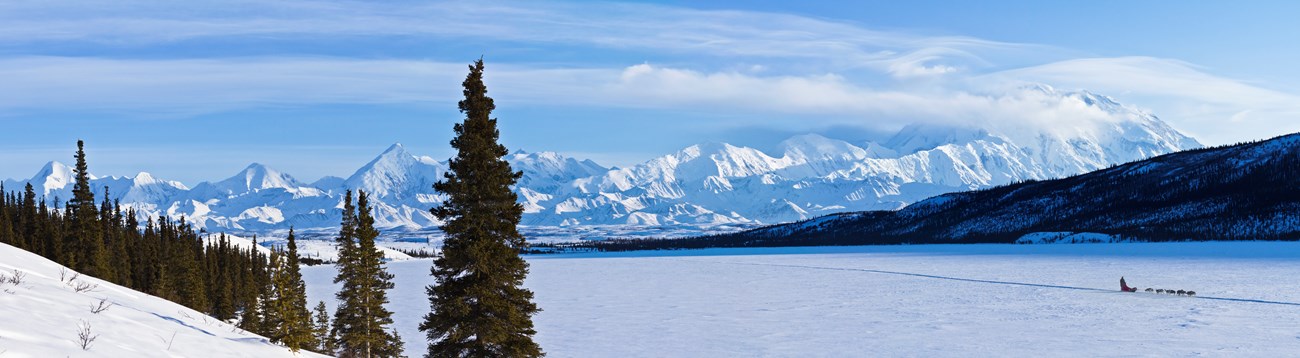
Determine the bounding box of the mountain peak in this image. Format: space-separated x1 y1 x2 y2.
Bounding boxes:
213 162 300 194
36 160 73 175
885 124 993 154
32 161 76 194
782 133 835 144
244 162 269 170
779 133 867 161
680 141 742 157
383 142 407 155
345 142 442 199
134 171 156 182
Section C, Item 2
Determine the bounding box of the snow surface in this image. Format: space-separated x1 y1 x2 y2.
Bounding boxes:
0 243 326 357
303 242 1300 357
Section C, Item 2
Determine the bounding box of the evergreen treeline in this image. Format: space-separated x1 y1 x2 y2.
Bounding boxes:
0 141 324 355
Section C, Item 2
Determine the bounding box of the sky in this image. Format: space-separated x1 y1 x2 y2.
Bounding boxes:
3 0 1300 184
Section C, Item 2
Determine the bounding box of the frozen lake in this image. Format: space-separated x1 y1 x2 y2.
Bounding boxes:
302 242 1300 357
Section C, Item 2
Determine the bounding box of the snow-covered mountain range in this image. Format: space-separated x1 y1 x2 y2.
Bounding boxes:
2 87 1199 234
632 131 1300 249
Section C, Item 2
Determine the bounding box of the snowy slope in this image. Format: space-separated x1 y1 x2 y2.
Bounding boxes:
2 87 1200 237
0 243 327 357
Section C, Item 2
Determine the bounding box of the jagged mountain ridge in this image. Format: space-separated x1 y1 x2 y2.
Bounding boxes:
578 131 1300 251
1 87 1200 234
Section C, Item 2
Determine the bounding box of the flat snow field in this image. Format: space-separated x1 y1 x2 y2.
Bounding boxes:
301 242 1300 357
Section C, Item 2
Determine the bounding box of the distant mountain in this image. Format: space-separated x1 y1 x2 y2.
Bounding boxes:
570 132 1300 251
209 163 308 195
1 87 1201 235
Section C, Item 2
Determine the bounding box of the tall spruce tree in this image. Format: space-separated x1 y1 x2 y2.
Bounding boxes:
421 59 542 357
272 228 315 352
331 190 359 351
332 190 403 357
211 234 237 320
69 140 111 277
313 301 335 354
21 183 38 250
261 251 288 340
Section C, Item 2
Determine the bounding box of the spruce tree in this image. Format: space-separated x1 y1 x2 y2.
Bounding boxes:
262 251 288 340
211 234 237 320
0 193 12 247
272 228 315 352
313 301 335 354
21 184 38 250
69 140 111 277
333 190 403 357
331 190 360 351
421 59 543 357
238 250 266 334
37 198 55 258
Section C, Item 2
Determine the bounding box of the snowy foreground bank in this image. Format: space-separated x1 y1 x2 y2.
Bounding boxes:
304 242 1300 357
0 244 325 358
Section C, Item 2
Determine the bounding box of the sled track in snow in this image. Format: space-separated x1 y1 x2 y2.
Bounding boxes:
687 259 1300 307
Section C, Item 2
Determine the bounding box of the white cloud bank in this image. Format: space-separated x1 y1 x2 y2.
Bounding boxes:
0 57 1165 139
0 1 1297 145
983 57 1300 143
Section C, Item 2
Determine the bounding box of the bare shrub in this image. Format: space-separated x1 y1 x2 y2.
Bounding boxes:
75 320 98 351
6 270 25 286
90 298 114 314
70 280 98 293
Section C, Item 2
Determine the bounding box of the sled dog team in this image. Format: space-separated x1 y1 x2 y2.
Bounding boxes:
1120 277 1195 296
1142 287 1195 296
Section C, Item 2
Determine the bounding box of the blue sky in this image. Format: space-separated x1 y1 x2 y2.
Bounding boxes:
3 0 1300 184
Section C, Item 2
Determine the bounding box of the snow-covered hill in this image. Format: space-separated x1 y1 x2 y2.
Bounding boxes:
2 87 1199 236
0 243 327 357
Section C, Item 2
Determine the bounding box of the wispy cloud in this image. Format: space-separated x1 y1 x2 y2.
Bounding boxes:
0 1 1042 77
983 57 1300 143
0 56 464 116
0 57 1135 131
0 0 1298 146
